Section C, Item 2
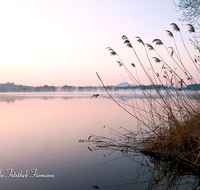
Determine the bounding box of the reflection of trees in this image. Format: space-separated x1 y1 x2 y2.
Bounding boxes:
0 96 24 103
0 94 109 103
80 127 200 190
0 90 195 103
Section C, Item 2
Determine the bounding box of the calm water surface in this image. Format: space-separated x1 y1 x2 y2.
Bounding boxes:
0 92 145 190
0 92 195 189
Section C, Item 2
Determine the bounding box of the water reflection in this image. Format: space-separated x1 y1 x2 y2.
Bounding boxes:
82 138 200 190
79 98 200 190
0 92 98 103
0 90 195 103
0 92 198 189
0 92 139 103
0 92 142 190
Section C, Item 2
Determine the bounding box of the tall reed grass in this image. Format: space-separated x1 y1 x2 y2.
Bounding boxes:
80 23 200 173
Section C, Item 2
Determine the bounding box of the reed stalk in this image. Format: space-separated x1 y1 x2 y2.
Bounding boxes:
80 23 200 181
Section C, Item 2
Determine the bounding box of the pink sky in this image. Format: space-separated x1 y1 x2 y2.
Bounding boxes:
0 0 198 86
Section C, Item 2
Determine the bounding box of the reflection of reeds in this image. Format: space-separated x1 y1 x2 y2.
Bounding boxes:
80 23 200 189
80 126 200 189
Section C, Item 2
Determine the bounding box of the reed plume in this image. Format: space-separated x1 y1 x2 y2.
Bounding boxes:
81 23 200 184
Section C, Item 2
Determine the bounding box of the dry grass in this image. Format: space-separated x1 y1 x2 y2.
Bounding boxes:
80 23 200 187
141 111 200 168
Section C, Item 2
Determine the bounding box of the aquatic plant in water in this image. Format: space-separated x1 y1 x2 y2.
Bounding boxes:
80 23 200 189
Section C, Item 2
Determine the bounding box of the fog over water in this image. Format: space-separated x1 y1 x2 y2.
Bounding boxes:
0 89 195 103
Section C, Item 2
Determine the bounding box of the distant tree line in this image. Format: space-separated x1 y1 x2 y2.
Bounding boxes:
0 82 199 92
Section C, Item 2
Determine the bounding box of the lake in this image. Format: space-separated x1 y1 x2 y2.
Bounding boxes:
0 92 196 189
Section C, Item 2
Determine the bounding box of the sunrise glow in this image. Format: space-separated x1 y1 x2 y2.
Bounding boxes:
0 0 196 86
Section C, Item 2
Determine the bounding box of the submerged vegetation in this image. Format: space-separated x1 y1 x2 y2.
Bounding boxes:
80 23 200 188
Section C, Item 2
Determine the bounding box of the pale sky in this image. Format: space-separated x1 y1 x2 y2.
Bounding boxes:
0 0 197 86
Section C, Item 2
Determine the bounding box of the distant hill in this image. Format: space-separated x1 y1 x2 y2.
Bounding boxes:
116 82 136 87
